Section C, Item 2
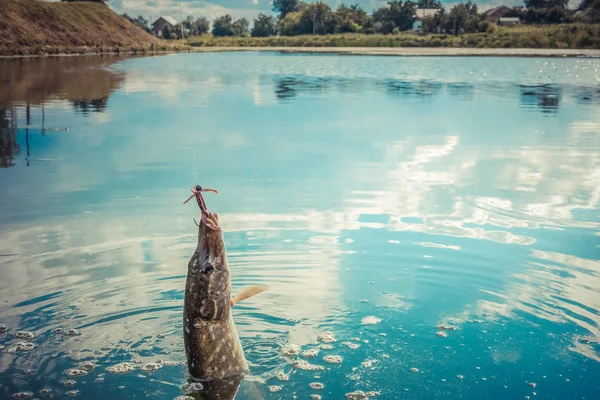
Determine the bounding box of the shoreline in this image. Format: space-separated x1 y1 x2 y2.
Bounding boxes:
189 46 600 58
0 49 182 59
2 47 600 59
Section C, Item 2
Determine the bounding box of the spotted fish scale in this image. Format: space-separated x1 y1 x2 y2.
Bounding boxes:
183 212 249 381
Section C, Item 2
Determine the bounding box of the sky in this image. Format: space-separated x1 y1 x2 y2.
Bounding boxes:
107 0 525 23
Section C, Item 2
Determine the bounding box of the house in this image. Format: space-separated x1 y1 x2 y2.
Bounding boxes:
412 8 441 31
484 5 510 21
498 17 520 25
151 16 178 37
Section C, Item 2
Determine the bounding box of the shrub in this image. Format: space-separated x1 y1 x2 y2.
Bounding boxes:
478 20 498 33
212 15 235 36
278 11 303 35
252 13 277 37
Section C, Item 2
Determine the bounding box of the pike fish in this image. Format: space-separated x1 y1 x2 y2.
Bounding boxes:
183 211 268 399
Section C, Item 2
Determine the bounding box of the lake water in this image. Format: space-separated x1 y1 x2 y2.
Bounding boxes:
0 52 599 400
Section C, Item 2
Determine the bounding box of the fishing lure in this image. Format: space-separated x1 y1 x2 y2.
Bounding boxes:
184 184 220 230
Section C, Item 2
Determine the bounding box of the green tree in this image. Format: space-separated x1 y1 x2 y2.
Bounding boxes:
370 7 390 33
445 1 479 35
524 0 545 8
524 7 542 22
137 16 150 32
162 25 173 39
300 2 335 34
232 17 250 36
524 0 568 9
464 0 478 15
278 11 304 35
334 15 361 32
523 0 571 23
213 15 249 36
420 16 435 32
212 14 235 36
334 4 370 32
385 0 418 31
578 0 595 9
578 0 600 21
194 17 210 35
417 0 441 8
504 6 526 18
548 0 568 8
122 14 151 33
272 0 300 18
339 4 370 26
181 16 194 31
420 8 445 33
545 5 569 22
121 13 150 32
173 22 185 39
252 13 277 37
372 5 388 32
430 7 446 31
180 16 210 36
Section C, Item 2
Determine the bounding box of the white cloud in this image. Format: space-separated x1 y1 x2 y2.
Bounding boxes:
442 249 600 362
0 210 346 354
110 0 263 22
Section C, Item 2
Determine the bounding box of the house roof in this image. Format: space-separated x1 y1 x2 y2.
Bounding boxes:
485 5 508 16
154 16 178 26
499 17 520 21
415 8 440 19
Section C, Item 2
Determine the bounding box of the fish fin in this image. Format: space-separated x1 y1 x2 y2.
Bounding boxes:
231 285 269 307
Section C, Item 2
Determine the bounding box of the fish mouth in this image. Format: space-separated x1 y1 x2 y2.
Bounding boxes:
198 212 221 236
197 212 226 263
197 211 221 233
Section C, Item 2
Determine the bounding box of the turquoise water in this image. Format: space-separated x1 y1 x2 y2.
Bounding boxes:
0 52 599 399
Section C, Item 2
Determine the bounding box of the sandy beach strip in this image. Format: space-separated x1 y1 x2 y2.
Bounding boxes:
190 46 600 58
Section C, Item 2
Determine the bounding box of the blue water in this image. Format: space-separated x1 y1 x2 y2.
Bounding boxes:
0 52 599 400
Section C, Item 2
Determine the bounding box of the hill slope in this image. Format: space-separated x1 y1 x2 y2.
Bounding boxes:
0 0 177 56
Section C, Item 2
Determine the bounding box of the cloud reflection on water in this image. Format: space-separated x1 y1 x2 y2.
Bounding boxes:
0 53 599 394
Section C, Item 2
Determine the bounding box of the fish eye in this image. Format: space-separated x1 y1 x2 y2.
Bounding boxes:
201 262 214 275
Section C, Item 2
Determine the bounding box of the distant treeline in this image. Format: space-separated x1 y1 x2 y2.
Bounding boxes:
123 0 600 40
121 14 210 39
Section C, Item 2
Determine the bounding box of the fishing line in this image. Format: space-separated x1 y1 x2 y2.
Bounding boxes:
177 0 190 97
177 0 196 183
192 148 198 184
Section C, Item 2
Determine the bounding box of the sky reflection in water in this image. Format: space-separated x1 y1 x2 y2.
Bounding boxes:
0 53 599 399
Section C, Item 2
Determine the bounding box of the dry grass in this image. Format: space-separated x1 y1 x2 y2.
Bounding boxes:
0 0 184 56
188 24 600 49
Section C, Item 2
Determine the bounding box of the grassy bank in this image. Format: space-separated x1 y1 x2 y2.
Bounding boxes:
188 24 600 49
2 0 598 57
0 0 184 56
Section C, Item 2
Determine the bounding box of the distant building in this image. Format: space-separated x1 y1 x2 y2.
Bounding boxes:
484 5 510 22
151 16 178 37
498 17 520 25
412 8 441 31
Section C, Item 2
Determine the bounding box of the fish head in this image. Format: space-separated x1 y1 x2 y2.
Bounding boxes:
187 212 231 321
